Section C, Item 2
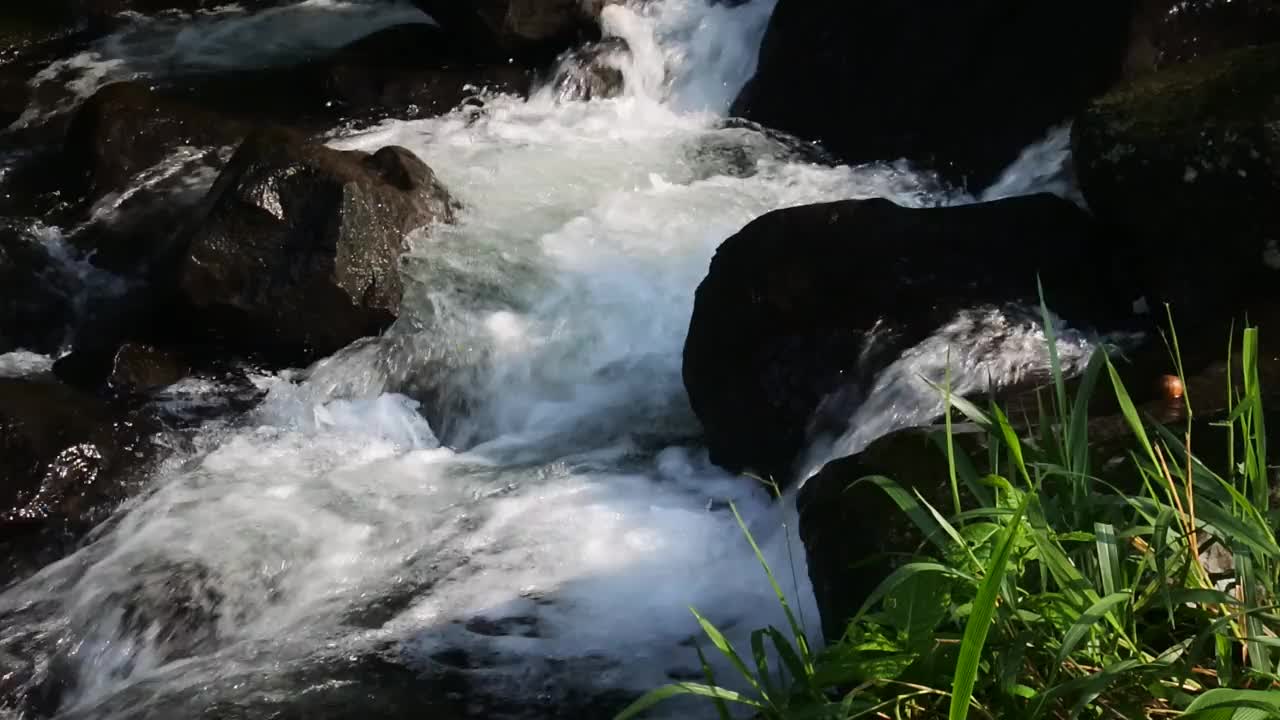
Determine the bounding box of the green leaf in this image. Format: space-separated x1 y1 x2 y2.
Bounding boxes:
1165 588 1243 607
728 503 814 676
691 608 761 696
1105 355 1160 472
612 682 764 720
882 566 954 651
765 626 809 691
1094 522 1122 597
949 495 1029 720
1067 349 1107 476
749 629 777 701
1038 278 1070 436
1183 689 1280 720
991 405 1031 488
855 562 975 626
1054 592 1132 667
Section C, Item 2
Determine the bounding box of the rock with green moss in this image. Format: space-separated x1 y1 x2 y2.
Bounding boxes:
1073 43 1280 321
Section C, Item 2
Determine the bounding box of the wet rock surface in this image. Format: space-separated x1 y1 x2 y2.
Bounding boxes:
682 193 1138 484
1126 0 1280 76
411 0 602 65
732 0 1133 189
1073 43 1280 324
0 377 155 586
178 129 457 363
547 37 629 101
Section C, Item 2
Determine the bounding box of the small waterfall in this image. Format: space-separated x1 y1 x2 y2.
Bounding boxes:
0 0 1096 717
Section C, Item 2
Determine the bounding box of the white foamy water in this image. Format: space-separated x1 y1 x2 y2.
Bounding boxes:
0 351 54 377
0 1 1087 718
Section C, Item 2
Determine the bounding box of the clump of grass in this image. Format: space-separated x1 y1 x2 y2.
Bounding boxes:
617 301 1280 720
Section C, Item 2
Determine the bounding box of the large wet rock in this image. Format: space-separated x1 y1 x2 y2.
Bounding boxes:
731 0 1133 190
682 194 1139 485
62 81 248 206
178 129 456 362
412 0 601 65
1126 0 1280 75
0 377 153 585
1073 43 1280 323
152 23 533 128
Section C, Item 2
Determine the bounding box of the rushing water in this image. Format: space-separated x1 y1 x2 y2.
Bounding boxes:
0 1 1087 718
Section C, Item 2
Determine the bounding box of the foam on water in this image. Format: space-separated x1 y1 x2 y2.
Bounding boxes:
0 1 1092 716
0 351 54 377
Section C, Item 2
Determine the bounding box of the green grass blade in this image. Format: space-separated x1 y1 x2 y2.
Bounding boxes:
1104 355 1160 471
749 629 778 700
944 354 963 519
1054 592 1132 667
1183 689 1280 720
1094 522 1122 597
1067 349 1107 477
691 608 762 696
854 476 966 559
612 681 765 720
853 562 976 622
924 375 993 426
1038 277 1070 433
949 495 1030 720
765 627 810 692
695 641 734 720
729 503 813 672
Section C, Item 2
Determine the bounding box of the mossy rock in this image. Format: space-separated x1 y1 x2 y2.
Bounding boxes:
1073 43 1280 320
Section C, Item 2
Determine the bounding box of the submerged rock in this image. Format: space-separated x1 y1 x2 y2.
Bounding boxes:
179 129 456 362
731 0 1133 190
546 37 629 102
1073 43 1280 322
682 194 1137 485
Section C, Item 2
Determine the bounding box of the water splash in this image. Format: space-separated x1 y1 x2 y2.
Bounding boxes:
0 0 1093 716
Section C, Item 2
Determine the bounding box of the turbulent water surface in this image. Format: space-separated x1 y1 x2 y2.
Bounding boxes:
0 1 1082 717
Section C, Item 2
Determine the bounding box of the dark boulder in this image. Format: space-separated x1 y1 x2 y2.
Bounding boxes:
682 194 1139 485
0 377 154 584
62 81 249 206
106 342 190 393
411 0 600 65
1126 0 1280 76
731 0 1133 190
546 37 629 102
1073 43 1280 323
178 129 456 362
151 23 533 128
317 23 533 119
798 425 985 642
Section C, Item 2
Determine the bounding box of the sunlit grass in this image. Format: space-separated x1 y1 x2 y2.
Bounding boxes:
619 300 1280 720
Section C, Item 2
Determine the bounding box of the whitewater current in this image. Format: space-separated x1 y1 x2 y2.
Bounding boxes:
0 1 1089 717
